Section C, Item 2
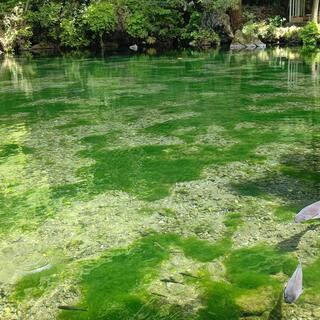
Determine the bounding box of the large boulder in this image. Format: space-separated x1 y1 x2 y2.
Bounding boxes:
30 42 56 52
202 10 234 39
230 30 266 50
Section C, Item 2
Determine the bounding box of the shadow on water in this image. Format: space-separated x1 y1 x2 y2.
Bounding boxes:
267 293 283 320
231 151 320 214
277 224 320 252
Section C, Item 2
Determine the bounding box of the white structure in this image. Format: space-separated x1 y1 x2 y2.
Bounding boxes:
289 0 319 23
289 0 306 22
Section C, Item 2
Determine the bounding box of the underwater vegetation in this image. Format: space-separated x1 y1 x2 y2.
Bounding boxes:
0 49 320 319
53 233 295 320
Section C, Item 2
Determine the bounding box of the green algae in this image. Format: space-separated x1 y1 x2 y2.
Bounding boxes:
226 246 296 290
57 233 233 319
274 205 297 222
180 237 231 263
12 266 59 301
304 258 320 294
223 213 243 232
198 281 240 320
0 144 33 159
77 144 214 201
55 234 296 320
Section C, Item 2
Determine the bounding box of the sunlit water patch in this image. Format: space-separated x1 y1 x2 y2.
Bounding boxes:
0 48 319 320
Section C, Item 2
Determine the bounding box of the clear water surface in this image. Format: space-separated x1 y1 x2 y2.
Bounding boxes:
0 48 319 320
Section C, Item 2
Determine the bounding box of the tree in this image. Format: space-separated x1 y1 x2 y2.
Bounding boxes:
84 1 117 48
312 0 319 24
229 0 242 31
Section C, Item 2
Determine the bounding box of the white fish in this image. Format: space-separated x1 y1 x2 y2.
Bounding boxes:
284 260 303 304
295 201 320 223
19 263 52 276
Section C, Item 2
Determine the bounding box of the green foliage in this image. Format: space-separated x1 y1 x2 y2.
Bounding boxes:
242 8 257 24
28 2 62 41
267 15 286 27
300 21 320 51
200 0 239 11
126 12 151 39
84 2 117 39
243 21 301 43
190 28 220 48
29 2 61 29
0 0 313 52
151 6 184 39
60 18 89 49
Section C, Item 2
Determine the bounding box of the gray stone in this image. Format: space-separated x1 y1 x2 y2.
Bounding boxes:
230 43 246 50
129 44 138 52
245 43 257 49
230 29 266 50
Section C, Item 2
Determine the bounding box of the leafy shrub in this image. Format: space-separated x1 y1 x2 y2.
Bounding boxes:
29 2 61 29
242 21 269 38
60 18 89 49
274 26 300 43
190 29 220 48
84 1 117 46
150 6 184 39
28 2 62 41
267 15 286 28
200 0 239 12
126 12 150 39
300 21 320 51
242 9 256 24
243 21 300 44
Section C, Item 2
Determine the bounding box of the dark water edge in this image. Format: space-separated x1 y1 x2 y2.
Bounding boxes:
8 43 309 59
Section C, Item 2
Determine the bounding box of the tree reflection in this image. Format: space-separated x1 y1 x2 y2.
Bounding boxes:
0 56 35 96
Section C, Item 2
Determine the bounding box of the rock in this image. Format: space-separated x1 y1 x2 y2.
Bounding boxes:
230 43 246 50
245 43 257 49
230 29 266 50
202 10 233 38
255 39 267 49
30 42 55 52
129 44 138 52
233 30 247 44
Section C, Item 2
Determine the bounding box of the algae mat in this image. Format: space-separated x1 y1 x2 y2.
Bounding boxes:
0 48 319 320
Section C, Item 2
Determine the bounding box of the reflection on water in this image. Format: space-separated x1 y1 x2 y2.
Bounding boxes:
0 56 35 96
1 47 319 97
0 48 319 320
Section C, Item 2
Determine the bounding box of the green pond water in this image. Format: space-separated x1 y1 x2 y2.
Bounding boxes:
0 48 319 320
